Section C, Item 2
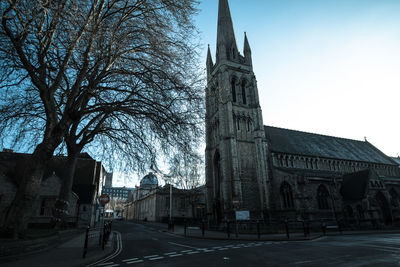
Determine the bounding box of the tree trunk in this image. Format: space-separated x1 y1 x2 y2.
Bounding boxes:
54 145 80 228
2 141 60 239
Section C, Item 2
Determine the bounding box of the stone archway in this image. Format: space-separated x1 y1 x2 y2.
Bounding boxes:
376 191 392 225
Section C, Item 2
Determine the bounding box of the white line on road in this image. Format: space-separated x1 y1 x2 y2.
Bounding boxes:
144 255 159 258
186 251 200 254
181 250 193 253
126 260 144 264
149 257 164 260
169 253 183 257
212 246 222 249
168 242 199 249
97 265 119 267
122 258 139 262
218 248 228 251
96 263 114 266
164 252 178 255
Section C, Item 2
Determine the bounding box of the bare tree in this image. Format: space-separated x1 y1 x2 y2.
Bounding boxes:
0 0 203 238
167 149 204 190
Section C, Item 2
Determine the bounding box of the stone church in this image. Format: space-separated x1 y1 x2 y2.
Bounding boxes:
205 0 400 227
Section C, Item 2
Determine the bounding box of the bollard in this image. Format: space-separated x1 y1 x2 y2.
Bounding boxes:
227 220 230 239
302 220 307 237
257 220 260 239
201 220 205 237
83 226 89 258
285 219 290 239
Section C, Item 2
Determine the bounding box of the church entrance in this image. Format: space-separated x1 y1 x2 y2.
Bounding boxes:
375 191 392 225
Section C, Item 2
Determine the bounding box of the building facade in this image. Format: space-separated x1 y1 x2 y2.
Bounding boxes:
125 173 206 222
205 0 400 227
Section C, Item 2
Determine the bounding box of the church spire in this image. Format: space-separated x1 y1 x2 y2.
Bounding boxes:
206 44 214 76
216 0 238 62
243 32 252 66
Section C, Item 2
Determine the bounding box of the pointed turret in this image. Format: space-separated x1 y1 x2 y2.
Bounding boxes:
216 0 238 62
243 32 252 66
206 44 214 76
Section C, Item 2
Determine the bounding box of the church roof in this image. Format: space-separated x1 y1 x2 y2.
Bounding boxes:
264 125 395 165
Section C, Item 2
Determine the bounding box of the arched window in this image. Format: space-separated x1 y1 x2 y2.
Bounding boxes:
280 182 294 209
241 80 247 104
317 185 330 210
231 77 237 102
390 188 399 207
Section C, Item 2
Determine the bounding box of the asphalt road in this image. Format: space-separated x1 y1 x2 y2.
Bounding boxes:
95 221 400 267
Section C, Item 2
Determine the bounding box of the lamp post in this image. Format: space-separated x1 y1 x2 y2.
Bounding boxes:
170 183 173 230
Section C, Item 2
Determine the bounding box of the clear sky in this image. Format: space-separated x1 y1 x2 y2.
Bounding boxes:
196 0 400 158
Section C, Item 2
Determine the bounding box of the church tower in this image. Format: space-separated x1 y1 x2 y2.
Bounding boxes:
205 0 270 222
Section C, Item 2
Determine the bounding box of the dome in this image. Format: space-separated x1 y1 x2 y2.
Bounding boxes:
140 172 158 188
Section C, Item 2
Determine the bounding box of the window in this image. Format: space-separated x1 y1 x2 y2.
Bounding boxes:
241 80 247 104
247 120 251 131
180 197 186 209
390 188 399 207
231 78 236 102
165 197 170 208
236 118 240 131
317 185 330 210
40 198 55 216
280 182 294 209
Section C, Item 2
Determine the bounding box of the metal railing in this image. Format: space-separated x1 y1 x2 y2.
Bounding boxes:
82 221 112 258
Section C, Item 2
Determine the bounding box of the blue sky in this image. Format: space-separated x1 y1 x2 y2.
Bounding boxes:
196 0 400 157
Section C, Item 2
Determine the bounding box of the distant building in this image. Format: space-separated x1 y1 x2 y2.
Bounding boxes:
102 186 134 202
124 173 206 222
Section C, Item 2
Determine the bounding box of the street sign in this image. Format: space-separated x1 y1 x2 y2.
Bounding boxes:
99 194 110 206
235 210 250 220
232 197 240 206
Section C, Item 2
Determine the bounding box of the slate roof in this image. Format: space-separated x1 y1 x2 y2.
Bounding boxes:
391 157 400 166
264 126 395 165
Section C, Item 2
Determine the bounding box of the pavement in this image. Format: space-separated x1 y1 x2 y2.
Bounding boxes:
0 229 117 267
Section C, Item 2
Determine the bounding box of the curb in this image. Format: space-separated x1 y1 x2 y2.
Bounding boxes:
83 231 121 267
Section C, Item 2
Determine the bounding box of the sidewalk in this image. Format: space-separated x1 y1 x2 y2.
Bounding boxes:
134 220 400 241
1 230 116 267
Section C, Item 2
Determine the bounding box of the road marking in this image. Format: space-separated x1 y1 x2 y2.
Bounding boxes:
212 246 222 249
122 258 139 262
203 249 215 252
218 248 228 251
126 260 144 264
186 251 200 254
97 263 114 266
144 255 159 258
232 246 241 249
98 265 119 267
169 253 183 257
87 231 123 267
149 257 164 260
181 250 193 253
168 242 198 249
164 252 178 255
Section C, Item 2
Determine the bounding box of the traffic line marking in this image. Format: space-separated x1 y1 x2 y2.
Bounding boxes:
164 252 178 255
97 263 114 266
122 258 139 262
218 248 228 250
149 257 164 260
187 251 200 254
144 255 159 258
169 253 183 257
181 250 193 253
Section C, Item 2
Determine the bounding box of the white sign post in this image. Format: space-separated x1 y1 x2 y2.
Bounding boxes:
235 210 250 221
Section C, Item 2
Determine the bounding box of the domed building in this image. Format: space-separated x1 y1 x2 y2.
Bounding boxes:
140 172 158 189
